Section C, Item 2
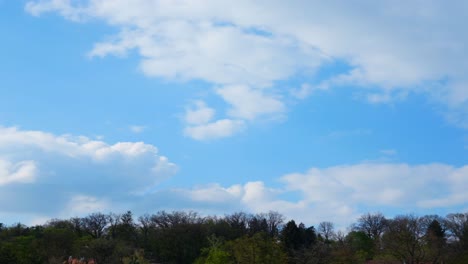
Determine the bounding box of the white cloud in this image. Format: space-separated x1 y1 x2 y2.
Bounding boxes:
129 125 146 133
0 160 37 186
184 100 215 125
182 87 284 140
25 0 468 129
2 136 466 227
137 162 468 227
25 0 88 21
183 183 243 203
0 126 177 219
184 119 245 141
280 163 467 209
217 85 285 120
62 195 111 217
291 83 316 99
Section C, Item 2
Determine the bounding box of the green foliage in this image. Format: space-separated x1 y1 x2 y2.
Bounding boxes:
0 242 19 264
2 235 44 264
122 250 150 264
345 231 373 259
41 226 77 262
195 246 233 264
1 210 468 264
88 238 133 263
195 235 233 264
227 233 288 264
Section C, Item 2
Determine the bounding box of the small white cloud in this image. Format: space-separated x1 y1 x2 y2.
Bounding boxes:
291 83 313 99
0 160 37 186
184 100 215 125
129 125 146 133
291 83 328 99
29 216 51 226
217 84 285 120
184 119 245 141
182 86 284 140
25 0 88 21
365 91 408 104
62 195 111 217
186 184 243 203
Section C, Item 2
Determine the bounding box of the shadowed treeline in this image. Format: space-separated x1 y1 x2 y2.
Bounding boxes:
1 211 468 263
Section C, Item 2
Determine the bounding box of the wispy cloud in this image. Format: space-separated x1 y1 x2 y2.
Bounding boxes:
184 119 245 141
129 125 146 133
184 100 215 126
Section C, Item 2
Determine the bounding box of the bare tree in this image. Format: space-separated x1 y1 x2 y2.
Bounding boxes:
253 211 284 237
382 215 426 264
318 221 335 242
106 212 121 239
83 212 108 238
150 210 202 229
445 213 468 242
266 211 285 237
69 217 83 235
225 212 249 231
138 213 154 246
355 212 387 240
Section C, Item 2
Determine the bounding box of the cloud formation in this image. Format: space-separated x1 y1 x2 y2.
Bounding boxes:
123 162 468 227
0 126 176 221
184 119 245 141
184 100 216 126
25 0 468 133
217 85 285 120
0 160 37 186
129 125 146 133
1 127 465 227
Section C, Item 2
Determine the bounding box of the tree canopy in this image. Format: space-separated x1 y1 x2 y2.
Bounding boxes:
1 210 468 263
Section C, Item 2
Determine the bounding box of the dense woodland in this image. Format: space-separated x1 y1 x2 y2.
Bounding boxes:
1 211 468 264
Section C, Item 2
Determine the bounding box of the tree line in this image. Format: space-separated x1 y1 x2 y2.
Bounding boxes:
1 210 468 263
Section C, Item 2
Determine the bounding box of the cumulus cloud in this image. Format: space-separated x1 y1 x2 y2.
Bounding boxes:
0 160 37 186
184 100 215 125
0 126 177 220
2 132 466 227
24 0 318 139
181 87 282 140
25 0 468 130
217 85 285 120
184 119 245 141
135 162 467 227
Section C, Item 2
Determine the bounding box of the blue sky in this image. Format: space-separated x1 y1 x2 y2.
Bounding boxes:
0 0 467 228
